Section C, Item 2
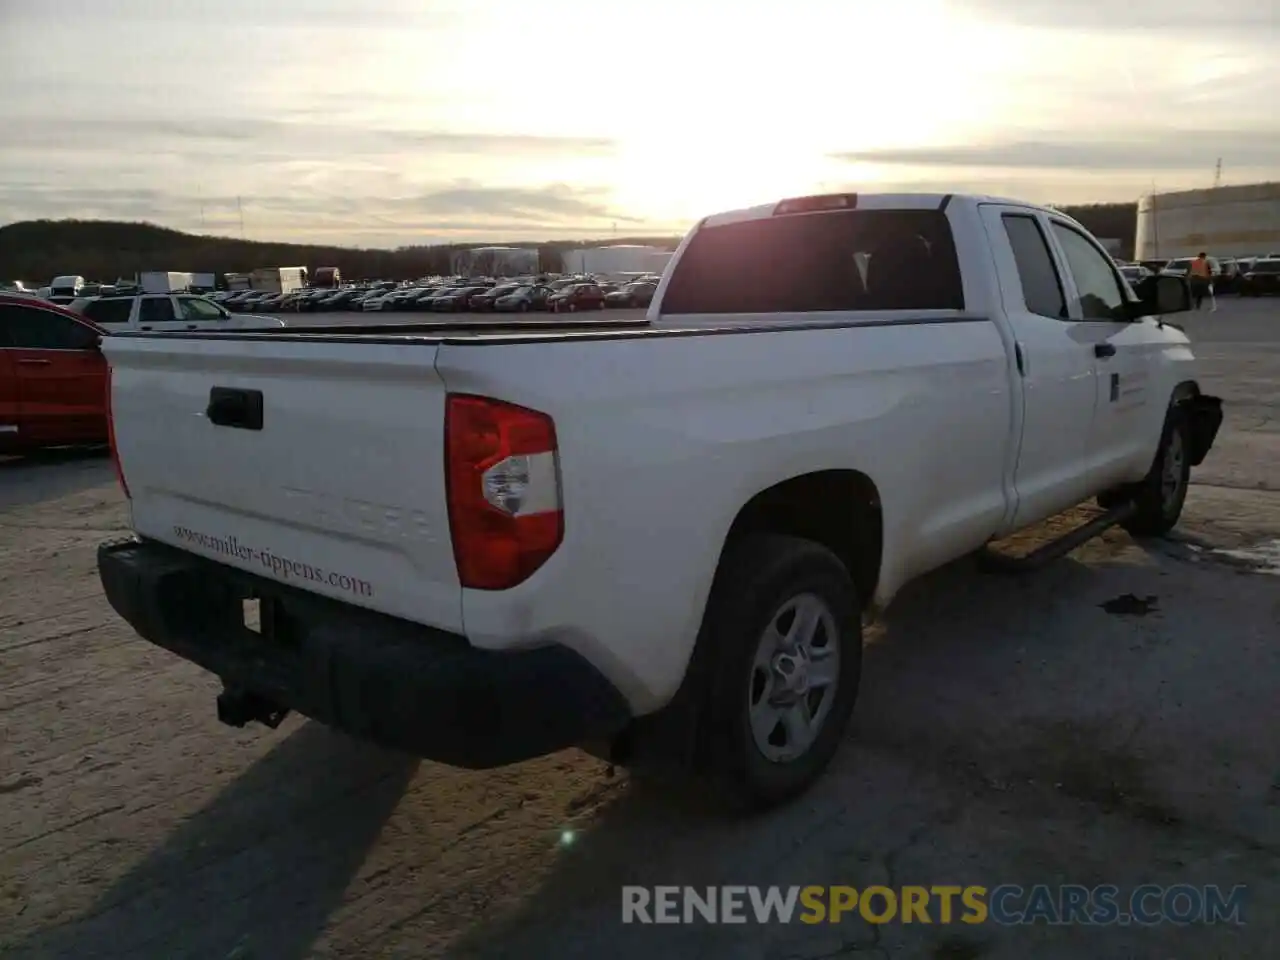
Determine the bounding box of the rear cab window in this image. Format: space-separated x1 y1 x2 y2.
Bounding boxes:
660 208 965 314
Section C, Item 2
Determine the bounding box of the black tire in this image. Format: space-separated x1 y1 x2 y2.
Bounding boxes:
1120 408 1192 537
698 534 862 810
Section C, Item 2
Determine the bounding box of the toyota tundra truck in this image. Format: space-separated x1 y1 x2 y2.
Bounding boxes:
96 193 1223 808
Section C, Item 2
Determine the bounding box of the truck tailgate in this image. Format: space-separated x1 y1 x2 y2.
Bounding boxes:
103 335 463 633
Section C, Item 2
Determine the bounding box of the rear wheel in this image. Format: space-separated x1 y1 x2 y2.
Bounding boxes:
698 535 862 810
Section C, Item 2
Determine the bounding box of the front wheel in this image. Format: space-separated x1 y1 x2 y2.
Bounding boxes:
1121 410 1191 537
698 534 862 810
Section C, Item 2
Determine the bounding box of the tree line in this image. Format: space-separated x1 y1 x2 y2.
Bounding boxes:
0 219 682 287
0 203 1138 287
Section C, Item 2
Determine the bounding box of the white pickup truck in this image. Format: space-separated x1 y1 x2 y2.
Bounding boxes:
97 193 1223 808
70 292 287 332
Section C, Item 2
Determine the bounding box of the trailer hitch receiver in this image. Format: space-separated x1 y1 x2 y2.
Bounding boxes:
216 686 290 729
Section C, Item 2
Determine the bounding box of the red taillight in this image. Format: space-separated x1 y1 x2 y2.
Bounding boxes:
445 394 562 590
105 364 130 499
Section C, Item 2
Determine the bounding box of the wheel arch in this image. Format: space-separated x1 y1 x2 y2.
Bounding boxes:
613 469 883 773
717 469 883 614
1170 379 1201 405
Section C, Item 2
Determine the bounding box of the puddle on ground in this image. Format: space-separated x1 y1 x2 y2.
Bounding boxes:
1100 593 1160 617
1211 539 1280 576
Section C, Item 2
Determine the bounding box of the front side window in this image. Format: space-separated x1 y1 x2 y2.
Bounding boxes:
1050 223 1127 321
178 297 226 321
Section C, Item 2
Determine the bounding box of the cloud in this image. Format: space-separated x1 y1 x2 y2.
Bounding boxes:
0 0 458 29
0 117 615 161
955 0 1275 33
831 127 1280 173
405 184 642 222
0 181 648 245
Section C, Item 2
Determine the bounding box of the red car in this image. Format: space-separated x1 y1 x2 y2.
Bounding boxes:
548 283 607 312
0 293 108 453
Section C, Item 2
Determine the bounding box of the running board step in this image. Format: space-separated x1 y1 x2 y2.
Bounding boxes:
976 503 1137 575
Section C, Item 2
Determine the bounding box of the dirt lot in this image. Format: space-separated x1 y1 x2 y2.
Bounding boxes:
2 300 1278 959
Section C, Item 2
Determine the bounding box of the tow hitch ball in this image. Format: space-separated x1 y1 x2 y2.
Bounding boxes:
216 686 291 729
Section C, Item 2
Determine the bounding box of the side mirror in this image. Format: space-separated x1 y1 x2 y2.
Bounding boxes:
1132 274 1191 318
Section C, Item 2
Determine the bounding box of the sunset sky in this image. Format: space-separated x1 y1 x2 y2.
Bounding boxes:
2 0 1276 246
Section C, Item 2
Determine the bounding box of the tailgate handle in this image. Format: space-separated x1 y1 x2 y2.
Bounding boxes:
207 387 264 431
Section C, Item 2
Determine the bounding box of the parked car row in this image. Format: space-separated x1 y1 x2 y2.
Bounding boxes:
1131 253 1280 296
209 274 663 315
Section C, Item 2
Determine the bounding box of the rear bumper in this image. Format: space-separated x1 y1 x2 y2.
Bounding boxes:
1186 394 1224 466
98 538 632 768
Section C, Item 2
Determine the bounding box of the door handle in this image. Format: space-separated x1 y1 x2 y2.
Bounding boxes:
17 358 51 366
1094 343 1116 359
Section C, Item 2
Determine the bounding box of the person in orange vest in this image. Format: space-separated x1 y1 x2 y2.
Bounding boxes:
1189 252 1216 312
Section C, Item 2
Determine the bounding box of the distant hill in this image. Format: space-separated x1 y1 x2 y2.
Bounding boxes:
1054 202 1139 255
0 219 683 286
0 202 1138 286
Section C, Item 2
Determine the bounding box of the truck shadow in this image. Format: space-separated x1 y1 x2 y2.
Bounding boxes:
0 446 114 509
443 539 1196 958
10 722 418 960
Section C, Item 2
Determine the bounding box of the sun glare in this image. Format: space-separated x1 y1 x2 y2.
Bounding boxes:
601 0 995 223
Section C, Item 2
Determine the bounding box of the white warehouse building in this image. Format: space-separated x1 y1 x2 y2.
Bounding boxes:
452 245 539 276
560 244 672 277
1135 182 1280 260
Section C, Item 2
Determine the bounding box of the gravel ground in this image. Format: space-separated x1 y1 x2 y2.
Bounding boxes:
1 299 1278 959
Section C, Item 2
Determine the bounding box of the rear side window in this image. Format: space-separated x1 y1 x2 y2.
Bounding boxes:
1001 215 1067 319
660 208 964 314
83 297 134 325
138 296 175 323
